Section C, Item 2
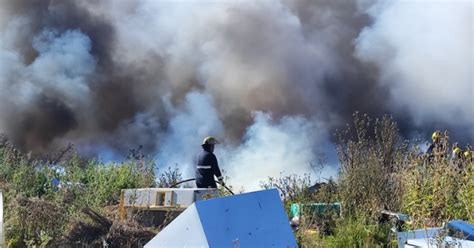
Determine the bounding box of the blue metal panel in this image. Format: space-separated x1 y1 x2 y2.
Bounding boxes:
195 189 297 248
448 220 474 241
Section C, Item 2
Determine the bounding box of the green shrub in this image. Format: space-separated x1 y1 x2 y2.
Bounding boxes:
0 142 157 246
322 217 394 248
403 159 474 227
298 216 395 248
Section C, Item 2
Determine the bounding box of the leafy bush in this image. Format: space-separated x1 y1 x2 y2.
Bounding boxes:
403 146 474 227
7 197 67 247
317 218 394 248
0 141 157 246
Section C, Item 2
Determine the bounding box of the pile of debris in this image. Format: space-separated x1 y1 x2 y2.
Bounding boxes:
61 208 155 248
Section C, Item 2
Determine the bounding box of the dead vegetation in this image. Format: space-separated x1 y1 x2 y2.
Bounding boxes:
62 208 155 248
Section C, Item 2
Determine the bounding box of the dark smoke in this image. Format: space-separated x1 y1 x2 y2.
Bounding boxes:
0 0 472 189
0 0 163 154
18 95 77 152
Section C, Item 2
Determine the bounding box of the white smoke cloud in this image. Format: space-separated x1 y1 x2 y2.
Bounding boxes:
355 0 473 132
0 27 94 106
30 29 95 108
154 93 337 191
156 91 225 177
220 112 337 191
0 25 95 140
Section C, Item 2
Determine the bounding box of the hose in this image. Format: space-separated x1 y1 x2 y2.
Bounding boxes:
169 178 196 188
169 178 235 195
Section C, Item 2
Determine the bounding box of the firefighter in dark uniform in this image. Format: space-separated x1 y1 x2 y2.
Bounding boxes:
196 136 224 188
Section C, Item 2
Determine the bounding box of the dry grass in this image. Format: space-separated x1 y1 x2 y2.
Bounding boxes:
336 113 409 218
62 207 155 247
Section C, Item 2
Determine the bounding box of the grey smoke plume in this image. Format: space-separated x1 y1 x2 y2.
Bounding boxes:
356 0 473 135
0 0 472 189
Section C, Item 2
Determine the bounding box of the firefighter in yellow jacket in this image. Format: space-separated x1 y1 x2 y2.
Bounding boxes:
452 143 463 160
464 144 472 162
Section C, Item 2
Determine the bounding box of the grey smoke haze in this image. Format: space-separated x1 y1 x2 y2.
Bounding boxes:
0 0 472 190
355 0 473 133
